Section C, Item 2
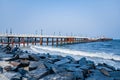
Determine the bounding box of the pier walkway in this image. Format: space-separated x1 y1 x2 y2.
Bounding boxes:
0 34 112 47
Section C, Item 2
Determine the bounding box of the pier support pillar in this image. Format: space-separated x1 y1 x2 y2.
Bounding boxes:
40 37 43 45
11 37 14 47
7 37 10 45
52 38 54 46
18 37 20 47
22 37 25 47
60 38 63 46
35 38 37 45
27 37 29 46
56 38 58 46
46 38 49 45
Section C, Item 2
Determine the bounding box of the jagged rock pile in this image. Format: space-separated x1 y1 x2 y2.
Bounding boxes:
0 45 120 80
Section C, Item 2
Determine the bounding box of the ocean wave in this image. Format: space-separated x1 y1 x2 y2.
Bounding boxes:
30 46 120 61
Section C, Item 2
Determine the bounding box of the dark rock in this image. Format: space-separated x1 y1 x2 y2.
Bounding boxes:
73 71 84 80
96 66 113 72
87 60 95 69
79 57 87 66
11 45 20 53
18 68 28 75
37 61 46 69
54 58 70 66
29 61 38 71
0 66 3 73
65 66 82 72
110 71 120 80
19 54 29 59
29 54 40 61
65 56 75 62
28 77 38 80
51 65 66 73
10 73 22 80
4 66 12 71
44 62 53 70
18 60 30 68
100 68 110 76
39 54 47 59
40 72 74 80
86 70 114 80
5 54 19 61
98 63 116 71
29 69 50 79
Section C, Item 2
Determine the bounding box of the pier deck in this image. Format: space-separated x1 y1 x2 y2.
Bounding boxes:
0 34 112 47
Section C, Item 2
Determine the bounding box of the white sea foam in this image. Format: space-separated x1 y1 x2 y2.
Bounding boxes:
31 46 120 61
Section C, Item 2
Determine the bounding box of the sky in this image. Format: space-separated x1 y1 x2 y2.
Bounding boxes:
0 0 120 39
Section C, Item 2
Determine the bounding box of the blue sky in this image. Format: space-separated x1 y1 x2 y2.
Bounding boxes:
0 0 120 39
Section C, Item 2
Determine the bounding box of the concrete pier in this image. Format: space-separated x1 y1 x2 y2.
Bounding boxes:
0 34 112 47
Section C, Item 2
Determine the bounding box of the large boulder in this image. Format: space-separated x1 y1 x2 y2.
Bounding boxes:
29 69 50 79
51 65 66 73
19 54 29 59
39 72 74 80
109 71 120 80
54 58 71 66
86 70 114 80
29 54 40 61
79 57 87 66
10 73 22 80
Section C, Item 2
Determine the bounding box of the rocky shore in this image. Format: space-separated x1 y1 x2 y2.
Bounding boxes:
0 45 120 80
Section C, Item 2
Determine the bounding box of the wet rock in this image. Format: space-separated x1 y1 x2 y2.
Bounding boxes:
100 68 110 76
64 63 80 67
51 65 66 73
98 63 116 71
96 66 113 72
11 46 20 53
29 54 40 61
18 60 30 68
87 60 95 69
10 73 22 80
19 54 29 59
37 61 46 69
4 66 18 72
3 72 19 80
54 58 70 66
65 66 82 72
29 61 38 71
4 66 12 71
73 71 84 80
44 62 53 70
79 57 87 66
86 70 114 80
40 72 74 80
0 66 3 73
29 69 50 79
39 54 47 59
65 56 75 62
110 71 120 80
18 68 28 75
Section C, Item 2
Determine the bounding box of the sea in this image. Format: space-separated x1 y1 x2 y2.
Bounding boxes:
24 39 120 69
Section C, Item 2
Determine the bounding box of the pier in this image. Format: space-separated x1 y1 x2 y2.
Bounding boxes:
0 34 112 47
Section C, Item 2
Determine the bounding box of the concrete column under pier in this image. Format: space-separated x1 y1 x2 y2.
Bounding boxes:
46 38 49 45
56 38 58 46
40 37 43 45
52 38 54 46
